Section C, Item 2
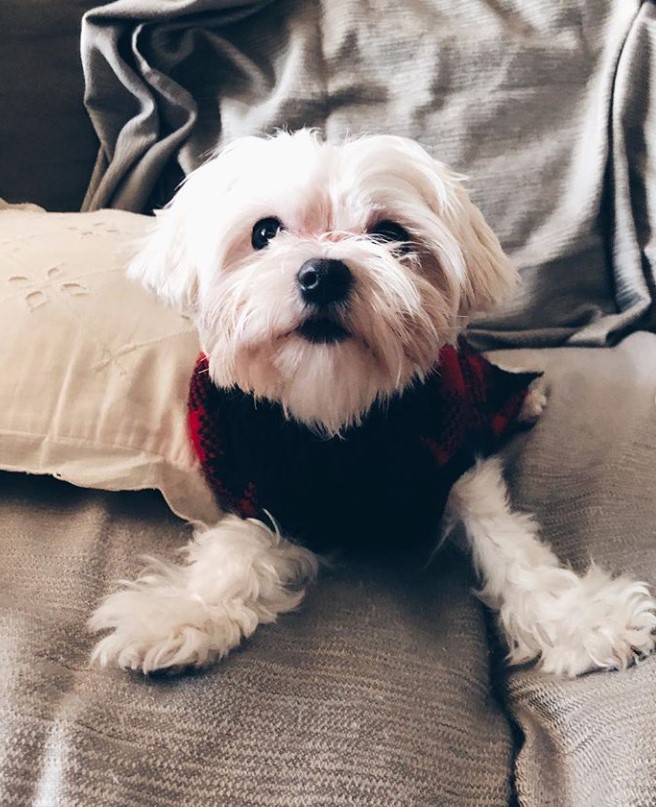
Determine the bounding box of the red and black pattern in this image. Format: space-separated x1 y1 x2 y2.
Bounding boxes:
188 344 539 555
189 355 260 519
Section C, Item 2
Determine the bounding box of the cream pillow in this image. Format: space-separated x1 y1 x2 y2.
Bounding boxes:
0 203 221 526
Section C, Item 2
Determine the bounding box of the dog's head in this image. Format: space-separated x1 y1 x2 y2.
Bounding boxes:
131 130 516 435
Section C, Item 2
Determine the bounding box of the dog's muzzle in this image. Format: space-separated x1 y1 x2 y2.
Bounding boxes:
296 258 352 344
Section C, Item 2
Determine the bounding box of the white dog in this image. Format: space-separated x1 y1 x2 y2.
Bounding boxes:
90 130 656 677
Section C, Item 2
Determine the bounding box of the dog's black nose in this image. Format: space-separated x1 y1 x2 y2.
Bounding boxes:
297 259 352 306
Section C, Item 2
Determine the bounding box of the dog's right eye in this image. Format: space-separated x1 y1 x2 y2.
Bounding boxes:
251 217 284 250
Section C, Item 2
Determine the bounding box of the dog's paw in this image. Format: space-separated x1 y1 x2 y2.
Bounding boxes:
518 377 548 424
502 565 656 677
89 586 250 674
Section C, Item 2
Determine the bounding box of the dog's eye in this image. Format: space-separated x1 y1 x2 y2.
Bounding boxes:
251 217 284 250
367 220 412 253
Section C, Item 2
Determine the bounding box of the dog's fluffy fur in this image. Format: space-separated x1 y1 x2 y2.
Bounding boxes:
90 130 656 677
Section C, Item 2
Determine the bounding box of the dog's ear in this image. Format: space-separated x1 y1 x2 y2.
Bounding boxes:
128 177 203 314
449 191 518 318
415 152 517 318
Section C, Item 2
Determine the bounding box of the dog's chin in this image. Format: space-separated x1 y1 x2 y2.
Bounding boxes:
208 314 438 436
208 334 391 436
272 331 424 436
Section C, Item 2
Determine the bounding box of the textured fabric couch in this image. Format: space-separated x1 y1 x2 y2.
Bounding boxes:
1 2 656 806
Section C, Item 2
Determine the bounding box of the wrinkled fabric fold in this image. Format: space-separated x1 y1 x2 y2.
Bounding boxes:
607 0 656 336
81 0 274 211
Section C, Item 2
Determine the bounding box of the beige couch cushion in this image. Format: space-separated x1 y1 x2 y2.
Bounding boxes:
0 203 220 525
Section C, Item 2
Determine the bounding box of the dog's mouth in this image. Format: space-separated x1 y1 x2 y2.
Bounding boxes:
296 316 350 345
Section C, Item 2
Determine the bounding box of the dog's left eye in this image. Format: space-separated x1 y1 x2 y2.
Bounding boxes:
367 220 412 253
251 217 284 250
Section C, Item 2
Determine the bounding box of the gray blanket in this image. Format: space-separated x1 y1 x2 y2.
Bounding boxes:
81 0 655 347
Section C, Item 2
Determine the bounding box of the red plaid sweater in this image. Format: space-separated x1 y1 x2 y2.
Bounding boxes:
189 344 538 554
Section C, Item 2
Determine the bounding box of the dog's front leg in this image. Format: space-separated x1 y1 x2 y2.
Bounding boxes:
89 515 318 674
447 457 656 677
